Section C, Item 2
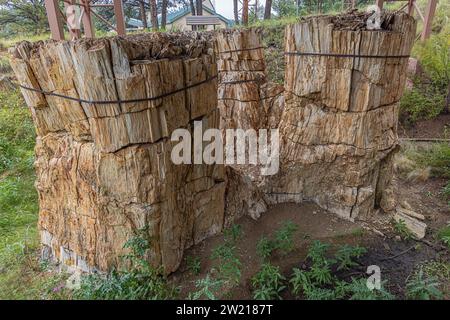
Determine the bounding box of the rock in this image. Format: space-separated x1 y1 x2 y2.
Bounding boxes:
394 211 427 239
397 207 426 221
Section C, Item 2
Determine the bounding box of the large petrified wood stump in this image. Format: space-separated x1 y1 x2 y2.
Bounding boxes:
10 33 225 273
274 12 416 219
10 11 416 274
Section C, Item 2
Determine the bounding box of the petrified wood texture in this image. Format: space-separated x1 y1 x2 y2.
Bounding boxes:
275 12 416 219
215 29 285 131
10 32 225 273
10 11 416 274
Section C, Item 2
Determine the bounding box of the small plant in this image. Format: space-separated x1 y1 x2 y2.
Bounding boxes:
290 268 311 296
406 267 444 300
186 255 201 275
188 274 224 300
438 225 450 249
307 240 330 265
211 244 241 285
334 245 367 270
309 263 333 285
290 241 374 300
74 228 177 300
274 221 298 254
256 236 276 260
252 263 286 300
347 278 395 300
223 224 243 243
392 219 413 240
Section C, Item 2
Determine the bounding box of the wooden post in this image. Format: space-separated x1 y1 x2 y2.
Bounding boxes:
242 0 249 25
407 0 415 16
113 0 126 36
421 0 437 41
81 0 94 38
375 0 384 10
44 0 65 40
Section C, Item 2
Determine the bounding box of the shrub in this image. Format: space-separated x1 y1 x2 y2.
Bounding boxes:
334 245 367 271
290 241 376 300
438 225 450 249
74 229 177 300
186 256 201 275
252 263 286 300
347 278 395 300
274 221 298 254
406 267 443 300
223 224 243 243
400 87 446 124
413 31 450 92
210 225 243 285
256 236 276 260
188 275 224 300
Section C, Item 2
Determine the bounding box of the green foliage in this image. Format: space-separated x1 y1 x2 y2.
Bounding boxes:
0 0 48 37
255 221 299 261
223 224 243 243
334 245 367 271
289 241 381 300
406 267 443 300
274 221 298 254
347 278 395 300
438 225 450 249
256 236 276 260
306 240 330 265
210 243 242 285
392 219 413 240
413 31 450 92
400 87 446 124
400 25 449 124
0 89 44 299
0 91 36 174
188 274 224 300
74 229 177 300
210 225 243 285
186 255 201 275
252 263 286 300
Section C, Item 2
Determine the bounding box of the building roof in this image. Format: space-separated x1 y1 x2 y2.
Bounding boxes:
156 5 233 27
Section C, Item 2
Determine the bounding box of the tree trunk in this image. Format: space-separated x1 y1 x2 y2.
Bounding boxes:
149 0 158 31
139 1 148 29
10 33 223 275
242 0 249 25
196 0 203 29
161 0 168 29
189 0 196 15
196 0 203 15
233 0 239 24
264 0 272 19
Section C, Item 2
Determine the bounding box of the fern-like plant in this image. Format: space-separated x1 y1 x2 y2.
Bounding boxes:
252 263 286 300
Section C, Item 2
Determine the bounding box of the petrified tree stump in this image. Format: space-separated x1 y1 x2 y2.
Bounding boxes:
274 12 416 219
10 33 225 274
10 11 416 274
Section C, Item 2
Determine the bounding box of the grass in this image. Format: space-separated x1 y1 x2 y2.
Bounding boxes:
0 89 69 299
396 142 450 206
0 33 51 50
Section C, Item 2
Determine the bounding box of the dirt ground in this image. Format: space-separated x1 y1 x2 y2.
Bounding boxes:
171 177 450 299
399 114 450 139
